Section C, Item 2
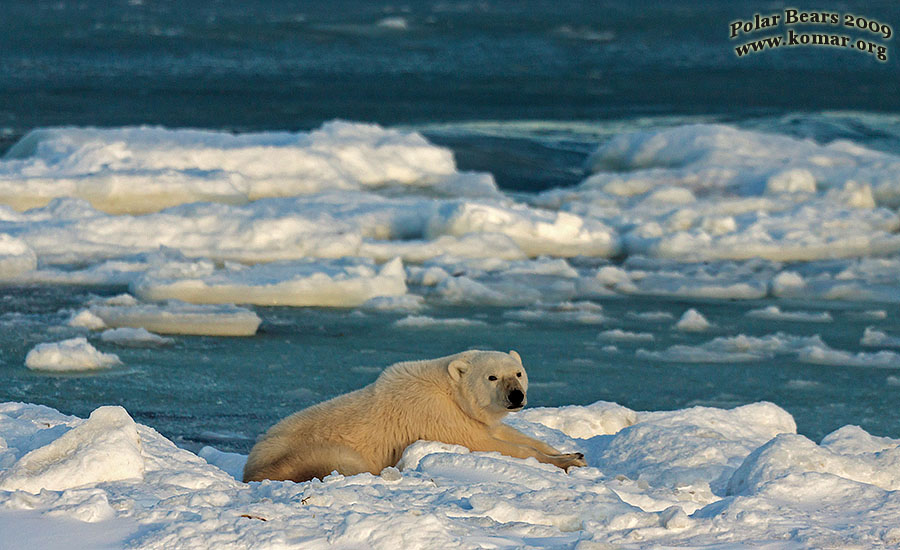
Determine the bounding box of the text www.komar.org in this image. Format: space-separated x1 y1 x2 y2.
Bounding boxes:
731 9 892 62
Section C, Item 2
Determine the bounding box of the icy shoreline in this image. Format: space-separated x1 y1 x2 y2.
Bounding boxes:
1 400 898 549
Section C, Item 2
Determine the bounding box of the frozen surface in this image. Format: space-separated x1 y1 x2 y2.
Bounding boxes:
674 308 711 332
0 406 143 495
0 233 37 278
99 328 174 347
2 122 900 308
2 401 900 548
638 333 825 363
24 338 121 372
77 295 261 336
862 327 900 348
3 117 900 547
746 305 833 323
133 257 407 307
0 122 476 214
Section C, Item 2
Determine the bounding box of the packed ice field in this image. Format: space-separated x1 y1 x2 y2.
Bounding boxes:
2 117 900 548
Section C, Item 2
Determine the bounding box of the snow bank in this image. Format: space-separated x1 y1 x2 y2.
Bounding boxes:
24 338 121 372
726 431 900 496
83 296 261 336
0 406 142 495
511 401 638 439
3 401 900 548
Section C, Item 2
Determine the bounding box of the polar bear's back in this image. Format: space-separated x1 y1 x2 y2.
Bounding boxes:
243 351 502 483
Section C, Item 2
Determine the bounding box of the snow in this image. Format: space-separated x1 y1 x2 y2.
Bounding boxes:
24 338 122 372
3 118 900 546
3 400 899 548
0 406 143 495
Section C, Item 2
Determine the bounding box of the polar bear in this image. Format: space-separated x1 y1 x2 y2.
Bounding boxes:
243 350 586 483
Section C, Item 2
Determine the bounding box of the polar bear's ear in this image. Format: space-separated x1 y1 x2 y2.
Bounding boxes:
448 359 469 382
509 350 522 364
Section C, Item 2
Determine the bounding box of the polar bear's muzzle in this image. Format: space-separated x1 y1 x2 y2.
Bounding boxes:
506 388 525 410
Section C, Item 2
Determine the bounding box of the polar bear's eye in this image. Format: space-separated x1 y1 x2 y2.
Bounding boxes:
516 372 522 377
488 375 497 381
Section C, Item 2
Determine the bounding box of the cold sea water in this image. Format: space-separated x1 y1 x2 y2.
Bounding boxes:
1 0 900 453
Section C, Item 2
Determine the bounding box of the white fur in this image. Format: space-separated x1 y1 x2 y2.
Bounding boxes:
243 350 585 482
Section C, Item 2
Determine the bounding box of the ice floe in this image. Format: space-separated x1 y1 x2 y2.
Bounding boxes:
638 333 824 363
674 308 711 332
132 257 407 307
0 233 36 278
798 345 900 368
75 295 261 336
99 328 174 347
862 327 900 349
599 329 655 342
2 122 900 309
746 305 833 322
393 315 487 328
0 122 485 214
24 338 122 372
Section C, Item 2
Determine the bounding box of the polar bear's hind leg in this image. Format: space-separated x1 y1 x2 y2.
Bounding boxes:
244 443 373 483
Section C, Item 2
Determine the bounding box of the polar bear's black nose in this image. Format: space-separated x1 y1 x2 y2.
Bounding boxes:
508 389 524 407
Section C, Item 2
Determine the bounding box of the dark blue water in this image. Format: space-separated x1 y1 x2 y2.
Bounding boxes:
2 0 898 139
2 285 899 453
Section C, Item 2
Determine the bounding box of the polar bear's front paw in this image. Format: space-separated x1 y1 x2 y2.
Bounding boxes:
552 452 586 471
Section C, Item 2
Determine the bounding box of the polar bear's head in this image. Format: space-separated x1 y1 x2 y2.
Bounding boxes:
448 350 529 425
